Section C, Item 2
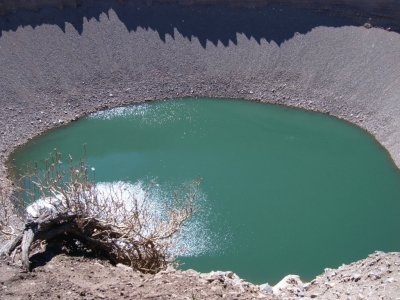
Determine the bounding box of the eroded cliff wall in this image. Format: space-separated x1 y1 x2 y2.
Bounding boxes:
0 0 399 171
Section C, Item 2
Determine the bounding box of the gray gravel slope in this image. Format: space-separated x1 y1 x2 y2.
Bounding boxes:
0 2 399 172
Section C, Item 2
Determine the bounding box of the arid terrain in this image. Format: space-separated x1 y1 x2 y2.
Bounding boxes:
1 0 400 299
1 251 400 299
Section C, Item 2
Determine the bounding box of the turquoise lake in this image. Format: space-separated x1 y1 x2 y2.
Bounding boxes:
10 98 400 284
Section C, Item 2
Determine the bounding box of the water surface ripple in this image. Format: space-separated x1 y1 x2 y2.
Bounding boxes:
11 98 400 283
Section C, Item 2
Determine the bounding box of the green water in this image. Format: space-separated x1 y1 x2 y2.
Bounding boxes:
10 98 400 284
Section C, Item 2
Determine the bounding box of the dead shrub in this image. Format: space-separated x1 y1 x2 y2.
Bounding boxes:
0 150 197 273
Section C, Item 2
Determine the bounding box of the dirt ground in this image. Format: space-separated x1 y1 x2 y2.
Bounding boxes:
1 251 400 299
0 253 273 300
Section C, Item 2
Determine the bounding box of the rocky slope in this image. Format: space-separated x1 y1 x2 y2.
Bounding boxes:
0 0 400 299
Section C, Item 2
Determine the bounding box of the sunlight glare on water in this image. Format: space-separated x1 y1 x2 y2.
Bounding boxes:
11 98 400 283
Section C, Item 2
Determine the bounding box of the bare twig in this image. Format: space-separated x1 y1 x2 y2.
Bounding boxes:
3 150 196 273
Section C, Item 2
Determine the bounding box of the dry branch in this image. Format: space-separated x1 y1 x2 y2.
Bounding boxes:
1 151 197 273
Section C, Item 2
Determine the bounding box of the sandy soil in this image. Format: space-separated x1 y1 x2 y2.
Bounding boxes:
0 254 273 299
1 250 399 299
1 0 400 299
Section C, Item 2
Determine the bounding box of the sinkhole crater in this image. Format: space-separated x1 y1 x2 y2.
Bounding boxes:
10 98 400 283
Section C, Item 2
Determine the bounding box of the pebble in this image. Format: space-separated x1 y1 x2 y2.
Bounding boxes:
325 281 335 288
364 23 372 29
368 272 381 280
116 263 131 271
259 283 273 293
385 277 394 283
352 273 362 282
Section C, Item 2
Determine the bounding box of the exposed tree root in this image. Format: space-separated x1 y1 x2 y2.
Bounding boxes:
2 212 167 273
1 152 196 274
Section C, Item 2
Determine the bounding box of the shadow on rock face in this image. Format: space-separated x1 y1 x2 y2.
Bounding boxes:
0 0 398 47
